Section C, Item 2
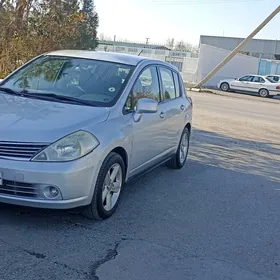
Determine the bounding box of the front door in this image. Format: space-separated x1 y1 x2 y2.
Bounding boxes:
231 75 252 91
128 66 170 175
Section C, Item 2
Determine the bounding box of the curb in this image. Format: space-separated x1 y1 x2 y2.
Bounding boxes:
187 88 216 94
188 88 280 104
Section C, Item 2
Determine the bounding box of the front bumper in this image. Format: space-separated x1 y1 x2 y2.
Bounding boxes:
0 154 99 209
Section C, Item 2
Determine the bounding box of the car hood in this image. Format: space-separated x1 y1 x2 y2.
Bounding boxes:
0 94 110 143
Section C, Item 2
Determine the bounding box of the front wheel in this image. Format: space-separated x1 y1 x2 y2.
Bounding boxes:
83 152 125 220
220 82 230 91
166 127 190 169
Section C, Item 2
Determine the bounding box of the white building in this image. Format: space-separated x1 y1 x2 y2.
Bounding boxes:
200 35 280 60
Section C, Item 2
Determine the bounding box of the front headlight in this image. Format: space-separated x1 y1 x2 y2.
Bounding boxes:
31 131 99 162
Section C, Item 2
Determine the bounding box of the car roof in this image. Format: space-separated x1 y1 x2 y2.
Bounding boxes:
246 74 266 77
46 50 157 66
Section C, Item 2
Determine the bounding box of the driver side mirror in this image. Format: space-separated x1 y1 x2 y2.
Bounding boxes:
133 98 158 122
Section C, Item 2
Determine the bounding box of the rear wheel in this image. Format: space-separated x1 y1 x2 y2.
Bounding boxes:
83 152 125 220
220 82 230 92
166 127 190 169
259 88 269 98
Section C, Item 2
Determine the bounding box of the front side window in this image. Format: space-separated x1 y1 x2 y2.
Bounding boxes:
239 76 252 82
159 67 176 101
1 55 135 107
126 66 160 110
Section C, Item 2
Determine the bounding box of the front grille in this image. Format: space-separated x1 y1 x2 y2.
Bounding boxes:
0 179 38 198
0 142 48 159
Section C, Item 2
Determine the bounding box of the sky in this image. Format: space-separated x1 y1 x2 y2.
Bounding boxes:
94 0 280 46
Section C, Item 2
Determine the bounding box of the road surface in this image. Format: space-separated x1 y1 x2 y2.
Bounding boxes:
0 92 280 280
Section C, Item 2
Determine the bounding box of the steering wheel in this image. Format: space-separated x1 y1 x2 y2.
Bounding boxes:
67 84 87 96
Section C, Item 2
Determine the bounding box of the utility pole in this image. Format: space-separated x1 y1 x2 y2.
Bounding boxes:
113 35 116 52
194 5 280 89
146 38 150 45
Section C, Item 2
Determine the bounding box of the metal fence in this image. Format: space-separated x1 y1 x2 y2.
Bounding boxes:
258 59 280 75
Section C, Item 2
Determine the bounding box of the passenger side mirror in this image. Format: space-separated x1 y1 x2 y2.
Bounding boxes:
133 98 158 122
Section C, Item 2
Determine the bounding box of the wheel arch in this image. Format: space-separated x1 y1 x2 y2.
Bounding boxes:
185 123 192 136
110 146 128 176
258 88 269 97
220 82 230 91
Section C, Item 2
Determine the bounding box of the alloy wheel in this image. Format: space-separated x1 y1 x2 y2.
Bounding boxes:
179 131 189 164
102 163 123 211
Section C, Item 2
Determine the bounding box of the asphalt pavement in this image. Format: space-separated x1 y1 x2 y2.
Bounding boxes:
0 91 280 280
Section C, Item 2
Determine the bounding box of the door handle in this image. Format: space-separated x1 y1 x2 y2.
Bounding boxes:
159 112 166 119
180 105 185 111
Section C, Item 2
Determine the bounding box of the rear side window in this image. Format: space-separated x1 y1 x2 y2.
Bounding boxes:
159 67 176 101
173 72 181 97
252 76 265 83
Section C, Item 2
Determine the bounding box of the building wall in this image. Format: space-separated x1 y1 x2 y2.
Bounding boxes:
258 59 280 75
96 43 197 58
184 44 259 87
200 35 280 59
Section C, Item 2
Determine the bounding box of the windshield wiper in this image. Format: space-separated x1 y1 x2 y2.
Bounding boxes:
0 87 21 96
0 87 95 106
18 91 95 106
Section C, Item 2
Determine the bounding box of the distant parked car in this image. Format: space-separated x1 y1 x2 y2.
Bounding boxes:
217 74 280 98
266 75 280 83
0 51 192 219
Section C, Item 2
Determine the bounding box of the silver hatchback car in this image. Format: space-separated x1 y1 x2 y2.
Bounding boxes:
0 51 192 219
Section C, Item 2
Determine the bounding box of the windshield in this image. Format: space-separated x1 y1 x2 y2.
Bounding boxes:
1 55 135 106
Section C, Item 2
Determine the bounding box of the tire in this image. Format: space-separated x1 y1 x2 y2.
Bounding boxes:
83 152 125 220
166 127 190 169
220 82 230 92
259 88 269 98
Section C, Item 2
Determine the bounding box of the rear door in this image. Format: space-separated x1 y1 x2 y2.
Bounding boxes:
128 65 171 174
247 76 265 92
157 67 186 149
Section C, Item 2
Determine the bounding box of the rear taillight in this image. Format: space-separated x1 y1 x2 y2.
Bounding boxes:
276 86 280 90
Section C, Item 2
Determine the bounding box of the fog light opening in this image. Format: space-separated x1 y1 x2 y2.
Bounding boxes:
44 186 60 199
